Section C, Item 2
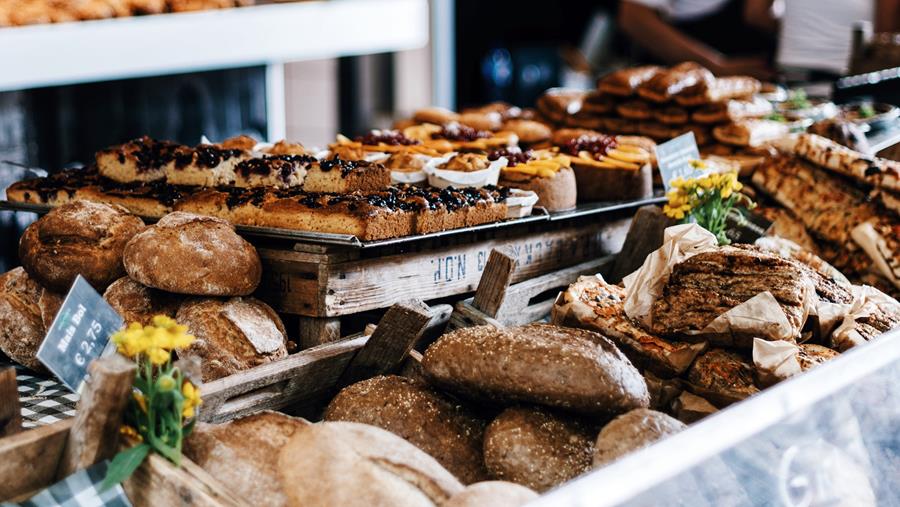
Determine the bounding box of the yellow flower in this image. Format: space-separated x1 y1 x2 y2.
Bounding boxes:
120 425 143 443
182 381 202 420
133 391 148 413
147 347 171 366
157 374 176 392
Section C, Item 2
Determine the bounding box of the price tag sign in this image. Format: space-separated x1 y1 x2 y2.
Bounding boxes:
37 276 124 392
655 132 702 191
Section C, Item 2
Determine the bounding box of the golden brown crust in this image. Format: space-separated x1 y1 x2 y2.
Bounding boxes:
593 409 686 468
637 62 714 103
103 277 182 327
18 200 146 292
0 268 48 372
323 375 489 484
686 349 759 406
501 119 551 144
598 66 662 97
499 166 577 212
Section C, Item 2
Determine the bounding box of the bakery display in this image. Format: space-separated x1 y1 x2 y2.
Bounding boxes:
18 200 145 292
0 0 254 27
495 148 577 211
103 276 182 327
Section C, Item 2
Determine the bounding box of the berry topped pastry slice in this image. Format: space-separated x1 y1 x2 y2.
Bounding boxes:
403 122 519 153
496 147 577 211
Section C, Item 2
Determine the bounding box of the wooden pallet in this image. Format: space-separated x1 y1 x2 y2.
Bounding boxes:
254 212 633 346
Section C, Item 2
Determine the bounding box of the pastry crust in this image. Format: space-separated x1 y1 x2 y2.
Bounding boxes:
676 76 761 106
598 66 662 97
713 119 789 147
637 62 714 103
616 100 654 121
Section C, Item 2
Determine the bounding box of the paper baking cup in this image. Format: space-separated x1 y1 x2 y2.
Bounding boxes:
506 189 540 218
425 154 506 189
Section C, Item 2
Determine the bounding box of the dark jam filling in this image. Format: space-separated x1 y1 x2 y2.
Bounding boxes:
187 145 244 169
295 184 508 213
488 147 533 166
561 134 618 157
355 130 421 146
236 155 316 184
125 136 181 172
434 123 491 142
320 156 385 177
225 187 269 209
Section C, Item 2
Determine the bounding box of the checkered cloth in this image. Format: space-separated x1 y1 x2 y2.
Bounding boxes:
2 362 78 428
3 461 131 507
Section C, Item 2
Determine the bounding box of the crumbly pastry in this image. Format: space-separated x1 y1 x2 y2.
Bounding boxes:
495 148 576 211
323 375 489 484
592 408 686 468
713 119 789 147
331 130 442 157
233 154 314 189
103 276 182 327
277 421 464 507
616 100 654 121
637 62 715 103
263 139 307 156
675 76 761 107
176 296 288 382
598 66 662 97
301 156 392 193
421 323 650 416
536 89 585 124
405 122 519 153
778 133 900 194
797 344 840 371
18 200 145 292
501 119 552 144
162 144 248 187
552 129 654 202
122 212 261 296
413 106 460 126
692 96 773 124
96 136 181 183
443 482 537 507
687 349 759 406
458 111 503 132
483 407 595 492
552 275 706 377
0 268 52 371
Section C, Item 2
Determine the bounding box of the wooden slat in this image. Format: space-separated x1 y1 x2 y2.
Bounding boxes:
0 368 22 437
0 419 73 500
57 354 136 479
609 205 674 283
199 337 368 423
123 452 247 507
447 301 504 331
472 248 517 318
337 301 432 388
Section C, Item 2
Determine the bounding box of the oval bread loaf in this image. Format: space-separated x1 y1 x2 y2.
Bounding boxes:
324 375 489 484
0 267 58 371
19 200 145 291
444 481 538 507
176 297 288 382
103 277 182 327
123 212 261 296
422 323 650 416
483 407 595 492
593 408 686 468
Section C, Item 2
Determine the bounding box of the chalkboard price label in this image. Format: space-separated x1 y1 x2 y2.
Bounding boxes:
655 132 702 191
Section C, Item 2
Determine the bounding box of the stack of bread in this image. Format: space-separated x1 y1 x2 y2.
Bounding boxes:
0 200 292 382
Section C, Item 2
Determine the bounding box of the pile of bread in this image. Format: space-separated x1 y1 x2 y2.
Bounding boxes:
0 0 253 27
0 200 293 381
184 322 687 507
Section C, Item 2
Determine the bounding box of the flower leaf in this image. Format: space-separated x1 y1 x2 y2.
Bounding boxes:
100 442 151 491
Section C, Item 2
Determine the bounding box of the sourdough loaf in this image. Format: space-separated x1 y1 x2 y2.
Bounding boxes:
593 408 686 468
103 277 182 326
0 267 60 371
444 482 538 507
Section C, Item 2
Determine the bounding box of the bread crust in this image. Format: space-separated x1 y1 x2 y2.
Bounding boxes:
499 166 576 212
123 212 261 296
18 200 145 292
444 482 537 507
593 408 686 468
572 162 652 202
103 277 182 327
0 268 48 371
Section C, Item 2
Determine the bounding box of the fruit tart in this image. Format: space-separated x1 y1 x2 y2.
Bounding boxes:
495 148 577 211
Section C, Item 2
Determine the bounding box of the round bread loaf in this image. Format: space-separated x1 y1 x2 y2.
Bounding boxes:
123 212 261 296
323 375 489 484
483 407 594 492
0 267 62 371
18 200 145 292
422 323 650 416
593 408 686 468
277 421 464 507
444 482 537 507
103 277 182 327
176 297 288 382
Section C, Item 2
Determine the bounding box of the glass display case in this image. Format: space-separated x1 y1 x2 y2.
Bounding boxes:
535 329 900 506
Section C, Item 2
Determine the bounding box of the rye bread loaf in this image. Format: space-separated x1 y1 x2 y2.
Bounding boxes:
123 212 261 296
277 421 464 507
686 348 759 407
103 277 182 327
593 408 686 468
323 375 489 484
422 323 650 416
483 407 595 492
176 297 288 382
18 200 145 291
184 411 308 507
0 267 63 371
444 481 538 507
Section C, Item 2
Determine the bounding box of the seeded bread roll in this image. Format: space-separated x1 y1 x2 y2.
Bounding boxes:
0 268 58 371
324 375 489 484
278 421 464 507
176 297 288 382
123 212 261 296
422 324 650 416
103 277 182 327
444 482 538 507
593 408 686 468
18 200 145 292
483 407 595 492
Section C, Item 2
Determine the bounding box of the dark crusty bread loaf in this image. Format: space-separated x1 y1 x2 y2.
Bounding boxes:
185 411 308 507
422 323 650 416
18 200 145 292
444 481 538 507
0 267 59 371
176 297 288 382
103 277 182 327
323 375 489 484
686 348 759 407
593 408 686 468
278 421 464 507
123 212 261 296
483 407 595 492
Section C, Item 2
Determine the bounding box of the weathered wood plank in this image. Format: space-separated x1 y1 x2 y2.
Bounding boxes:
57 355 136 479
123 452 247 507
0 420 73 501
609 205 674 283
472 248 516 318
0 368 22 437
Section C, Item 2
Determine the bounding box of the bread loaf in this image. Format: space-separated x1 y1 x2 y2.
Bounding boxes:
19 200 145 291
422 324 650 416
483 407 595 492
176 297 288 381
593 408 686 468
277 421 464 507
123 212 261 296
323 375 489 484
686 348 759 407
0 267 57 371
103 277 181 326
444 482 538 507
185 411 308 507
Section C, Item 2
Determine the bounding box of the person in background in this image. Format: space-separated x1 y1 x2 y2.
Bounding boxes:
618 0 778 78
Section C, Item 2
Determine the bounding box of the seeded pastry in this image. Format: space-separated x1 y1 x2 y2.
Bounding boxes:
162 143 248 187
301 157 392 193
96 136 180 183
233 154 316 189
